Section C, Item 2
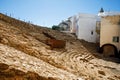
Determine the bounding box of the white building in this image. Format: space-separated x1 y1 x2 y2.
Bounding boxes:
69 11 120 43
59 8 120 47
69 13 100 43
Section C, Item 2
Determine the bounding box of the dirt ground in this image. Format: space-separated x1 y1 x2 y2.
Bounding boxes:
0 13 120 80
0 63 57 80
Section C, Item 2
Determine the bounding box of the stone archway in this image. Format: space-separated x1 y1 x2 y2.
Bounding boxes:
100 44 118 57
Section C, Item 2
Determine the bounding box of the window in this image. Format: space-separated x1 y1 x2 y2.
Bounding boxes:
91 31 93 35
113 36 119 42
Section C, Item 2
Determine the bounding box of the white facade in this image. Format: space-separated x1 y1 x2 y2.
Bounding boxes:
70 13 99 43
61 11 120 45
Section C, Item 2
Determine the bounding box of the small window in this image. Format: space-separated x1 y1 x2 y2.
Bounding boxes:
91 31 93 35
113 36 119 42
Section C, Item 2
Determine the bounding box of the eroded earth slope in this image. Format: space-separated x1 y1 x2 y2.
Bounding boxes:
0 13 120 80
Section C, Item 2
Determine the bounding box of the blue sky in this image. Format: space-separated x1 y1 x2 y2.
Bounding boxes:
0 0 120 27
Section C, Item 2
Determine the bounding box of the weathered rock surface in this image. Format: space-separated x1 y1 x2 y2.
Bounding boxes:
0 13 120 80
0 63 57 80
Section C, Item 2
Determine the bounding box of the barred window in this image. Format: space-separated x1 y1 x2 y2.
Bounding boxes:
113 36 119 42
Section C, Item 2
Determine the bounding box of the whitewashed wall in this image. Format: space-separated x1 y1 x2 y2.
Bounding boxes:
76 14 98 43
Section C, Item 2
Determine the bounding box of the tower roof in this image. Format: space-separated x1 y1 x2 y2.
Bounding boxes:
99 8 104 13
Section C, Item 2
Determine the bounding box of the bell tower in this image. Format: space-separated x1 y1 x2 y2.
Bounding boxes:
98 7 104 16
99 8 104 13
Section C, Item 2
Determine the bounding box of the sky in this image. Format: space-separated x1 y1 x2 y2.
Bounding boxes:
0 0 120 27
